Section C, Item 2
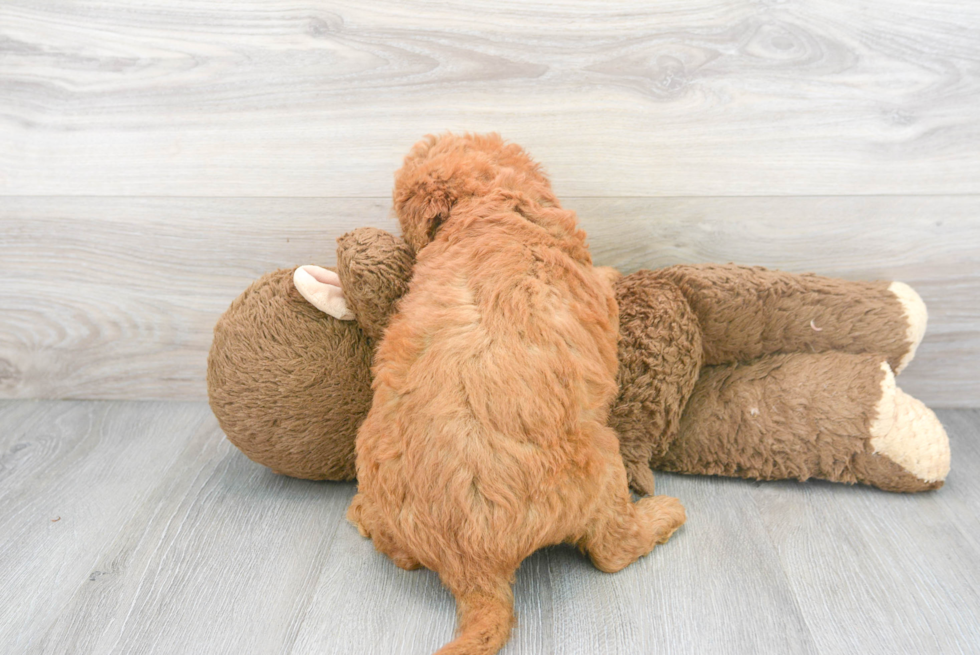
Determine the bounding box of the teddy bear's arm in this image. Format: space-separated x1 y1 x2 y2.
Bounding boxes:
652 264 926 373
653 352 950 492
335 227 416 341
610 272 704 496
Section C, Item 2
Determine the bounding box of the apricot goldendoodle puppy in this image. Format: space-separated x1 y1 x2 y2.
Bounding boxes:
347 134 686 655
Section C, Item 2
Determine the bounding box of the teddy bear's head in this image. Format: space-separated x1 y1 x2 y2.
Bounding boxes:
206 228 414 480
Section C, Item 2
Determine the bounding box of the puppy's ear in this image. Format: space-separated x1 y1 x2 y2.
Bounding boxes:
393 133 485 253
394 132 554 251
293 265 355 320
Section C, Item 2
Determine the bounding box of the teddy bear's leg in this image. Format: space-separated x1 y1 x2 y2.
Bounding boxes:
652 352 950 492
652 265 927 373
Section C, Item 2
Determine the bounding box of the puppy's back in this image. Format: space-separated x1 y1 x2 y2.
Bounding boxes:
372 208 615 534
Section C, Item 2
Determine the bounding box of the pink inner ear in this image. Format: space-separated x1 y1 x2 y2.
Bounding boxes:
301 265 342 287
293 265 355 320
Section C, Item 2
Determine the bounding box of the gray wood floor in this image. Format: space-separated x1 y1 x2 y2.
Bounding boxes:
2 400 978 655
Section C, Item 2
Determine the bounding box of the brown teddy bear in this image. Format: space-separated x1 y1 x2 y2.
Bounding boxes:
208 231 949 495
208 136 950 496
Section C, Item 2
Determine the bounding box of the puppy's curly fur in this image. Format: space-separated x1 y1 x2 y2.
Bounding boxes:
348 134 686 655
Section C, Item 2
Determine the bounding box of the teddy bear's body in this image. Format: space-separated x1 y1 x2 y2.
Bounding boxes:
209 246 949 495
208 133 949 498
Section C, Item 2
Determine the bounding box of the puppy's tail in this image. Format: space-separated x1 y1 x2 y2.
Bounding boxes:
435 578 515 655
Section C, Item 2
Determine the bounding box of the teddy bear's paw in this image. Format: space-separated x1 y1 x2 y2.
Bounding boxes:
869 362 950 486
889 281 927 374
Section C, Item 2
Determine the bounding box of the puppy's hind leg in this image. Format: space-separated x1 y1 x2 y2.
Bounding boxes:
579 478 686 574
347 493 422 570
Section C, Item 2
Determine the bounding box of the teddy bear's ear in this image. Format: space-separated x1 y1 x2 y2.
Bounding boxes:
293 265 355 320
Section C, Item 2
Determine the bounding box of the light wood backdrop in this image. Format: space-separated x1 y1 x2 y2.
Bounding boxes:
1 1 978 406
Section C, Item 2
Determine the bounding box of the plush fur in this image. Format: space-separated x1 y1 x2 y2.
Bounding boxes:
207 268 371 480
657 352 943 492
336 227 416 341
207 135 950 497
209 255 948 493
347 134 685 655
610 265 946 494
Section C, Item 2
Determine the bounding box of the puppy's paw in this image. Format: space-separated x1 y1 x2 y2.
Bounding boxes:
346 495 372 538
639 495 687 545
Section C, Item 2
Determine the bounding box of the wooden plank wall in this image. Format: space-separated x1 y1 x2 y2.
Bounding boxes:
1 1 978 406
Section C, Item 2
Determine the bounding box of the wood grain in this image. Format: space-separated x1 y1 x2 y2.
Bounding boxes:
0 197 397 401
1 1 979 197
0 401 214 653
0 401 359 655
2 196 976 406
293 473 817 654
748 408 980 654
3 400 978 654
543 473 819 655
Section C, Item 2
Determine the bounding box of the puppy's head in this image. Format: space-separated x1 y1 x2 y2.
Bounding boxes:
393 132 557 252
